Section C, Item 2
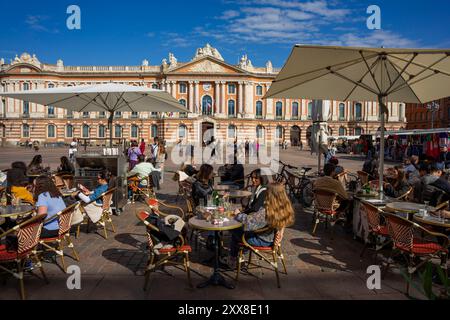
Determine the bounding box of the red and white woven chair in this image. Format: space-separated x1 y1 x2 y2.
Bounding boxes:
312 189 344 237
360 203 391 262
383 212 449 296
0 214 48 300
136 211 192 291
236 228 287 288
39 203 80 273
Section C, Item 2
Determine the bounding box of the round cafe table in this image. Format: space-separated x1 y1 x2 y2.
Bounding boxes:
219 190 252 199
0 204 34 226
414 213 450 229
214 184 239 192
385 202 436 220
189 216 242 289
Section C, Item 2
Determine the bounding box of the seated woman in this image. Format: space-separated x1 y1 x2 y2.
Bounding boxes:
34 176 67 239
234 169 268 216
228 183 295 267
7 162 34 204
192 164 214 207
76 170 111 224
27 155 49 176
384 167 411 198
57 156 75 174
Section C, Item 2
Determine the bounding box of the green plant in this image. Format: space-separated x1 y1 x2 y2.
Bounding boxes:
401 261 449 300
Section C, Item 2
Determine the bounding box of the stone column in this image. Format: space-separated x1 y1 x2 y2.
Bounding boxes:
285 99 291 120
171 81 177 98
221 81 226 115
265 84 274 120
244 82 254 118
194 81 200 114
215 81 221 116
238 82 244 116
188 81 194 113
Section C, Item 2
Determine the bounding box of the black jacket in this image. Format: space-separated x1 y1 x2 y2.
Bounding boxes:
192 180 213 207
242 185 267 215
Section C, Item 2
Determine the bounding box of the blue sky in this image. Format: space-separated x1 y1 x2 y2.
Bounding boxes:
0 0 449 68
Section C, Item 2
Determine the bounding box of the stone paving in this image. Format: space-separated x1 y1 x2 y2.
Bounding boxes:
0 147 417 300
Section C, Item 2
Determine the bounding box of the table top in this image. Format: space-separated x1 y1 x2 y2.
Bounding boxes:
414 213 450 228
385 202 436 214
189 216 242 232
0 204 34 217
214 185 240 192
219 190 252 198
60 188 78 197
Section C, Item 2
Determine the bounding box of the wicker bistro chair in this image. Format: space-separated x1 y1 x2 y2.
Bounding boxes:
359 203 392 261
0 214 48 300
77 188 116 240
129 176 155 203
357 171 370 186
383 212 449 296
396 187 413 201
136 211 193 291
312 189 345 237
236 228 287 288
39 203 81 273
146 198 185 220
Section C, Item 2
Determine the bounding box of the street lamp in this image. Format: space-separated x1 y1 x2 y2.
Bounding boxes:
426 101 440 129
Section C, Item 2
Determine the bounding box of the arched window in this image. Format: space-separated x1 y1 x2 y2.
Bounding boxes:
276 126 284 139
48 106 56 118
131 125 139 139
307 102 313 119
23 83 29 91
48 125 56 138
179 125 187 139
355 103 362 120
339 103 345 120
115 125 122 138
202 95 213 115
355 127 363 136
151 125 158 138
228 100 236 118
256 85 263 96
256 101 263 118
276 102 283 119
228 125 237 139
66 125 73 138
339 127 346 136
22 124 30 138
179 83 187 94
292 102 299 119
82 125 89 138
98 125 106 138
152 83 159 89
256 125 265 140
23 101 30 116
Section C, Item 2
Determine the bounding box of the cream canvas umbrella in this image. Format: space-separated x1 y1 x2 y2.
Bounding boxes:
0 83 187 147
266 45 450 195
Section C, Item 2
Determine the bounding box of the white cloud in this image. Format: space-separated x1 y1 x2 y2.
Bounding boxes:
25 15 59 33
338 30 419 48
217 10 240 20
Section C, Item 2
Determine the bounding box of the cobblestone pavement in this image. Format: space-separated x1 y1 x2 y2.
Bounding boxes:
0 147 414 300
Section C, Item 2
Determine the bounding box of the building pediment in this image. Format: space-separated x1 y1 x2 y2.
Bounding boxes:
4 64 42 73
168 57 247 75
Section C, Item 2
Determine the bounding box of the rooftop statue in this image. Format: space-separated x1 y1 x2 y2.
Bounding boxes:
193 44 224 61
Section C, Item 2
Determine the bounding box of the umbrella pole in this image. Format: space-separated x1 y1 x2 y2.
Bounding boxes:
378 96 386 199
108 112 114 148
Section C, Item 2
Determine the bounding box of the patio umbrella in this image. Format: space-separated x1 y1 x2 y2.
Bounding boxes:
265 45 450 195
0 83 187 147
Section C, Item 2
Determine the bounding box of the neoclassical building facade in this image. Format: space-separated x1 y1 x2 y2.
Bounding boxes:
0 44 407 146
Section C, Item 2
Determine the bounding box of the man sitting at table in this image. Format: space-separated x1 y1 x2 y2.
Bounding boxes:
127 155 161 200
413 163 450 206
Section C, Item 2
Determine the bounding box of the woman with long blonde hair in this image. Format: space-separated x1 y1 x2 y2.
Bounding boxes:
228 182 295 267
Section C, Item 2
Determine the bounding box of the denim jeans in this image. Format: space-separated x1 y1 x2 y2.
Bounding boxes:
230 229 272 257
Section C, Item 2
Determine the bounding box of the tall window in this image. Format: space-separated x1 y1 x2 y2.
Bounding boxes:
22 124 30 138
23 83 29 91
152 83 159 89
115 125 122 138
256 101 263 118
179 125 187 139
48 125 56 138
131 125 139 138
339 103 345 120
67 110 74 118
339 127 346 136
228 125 237 139
98 125 106 138
82 111 89 118
256 85 263 96
276 126 284 139
228 100 236 117
355 103 362 120
23 101 30 116
179 99 186 107
131 112 139 119
66 125 73 138
292 102 299 119
99 111 106 118
256 126 264 140
307 102 313 120
48 106 55 117
82 125 89 138
151 125 158 138
276 102 283 119
355 127 363 136
115 111 122 118
202 95 213 115
179 83 187 94
228 84 236 94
